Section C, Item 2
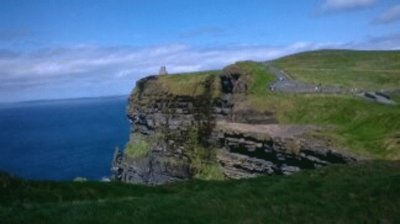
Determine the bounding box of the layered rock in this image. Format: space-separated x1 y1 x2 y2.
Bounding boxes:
111 63 357 185
212 122 355 178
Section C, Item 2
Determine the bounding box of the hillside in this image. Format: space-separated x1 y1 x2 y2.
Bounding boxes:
109 50 400 186
1 49 399 223
152 51 400 160
263 50 400 159
271 50 400 90
1 161 400 223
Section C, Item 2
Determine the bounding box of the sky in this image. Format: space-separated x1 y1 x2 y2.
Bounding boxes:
0 0 400 102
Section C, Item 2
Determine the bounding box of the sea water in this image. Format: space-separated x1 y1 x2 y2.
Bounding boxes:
0 96 130 181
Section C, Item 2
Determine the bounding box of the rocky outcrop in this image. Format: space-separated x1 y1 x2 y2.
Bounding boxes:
212 122 356 178
111 63 358 185
112 148 191 184
112 71 232 184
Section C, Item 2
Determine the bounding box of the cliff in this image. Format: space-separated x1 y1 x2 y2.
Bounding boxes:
111 61 358 185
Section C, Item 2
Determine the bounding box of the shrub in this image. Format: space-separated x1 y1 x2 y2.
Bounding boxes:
184 126 224 180
125 140 150 158
195 162 226 180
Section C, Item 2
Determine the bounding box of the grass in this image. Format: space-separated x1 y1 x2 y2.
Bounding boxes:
225 54 400 160
224 61 276 95
156 70 220 97
1 51 400 223
131 52 400 159
240 61 276 94
272 50 400 90
194 162 226 181
1 161 399 223
145 61 274 98
248 92 400 159
125 140 150 158
144 58 400 160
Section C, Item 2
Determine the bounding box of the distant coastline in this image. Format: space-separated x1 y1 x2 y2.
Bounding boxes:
0 95 129 108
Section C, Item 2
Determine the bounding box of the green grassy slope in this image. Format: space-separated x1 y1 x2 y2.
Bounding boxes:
234 53 400 160
156 70 221 97
272 50 400 89
134 56 400 159
1 161 400 224
2 50 398 223
248 92 400 159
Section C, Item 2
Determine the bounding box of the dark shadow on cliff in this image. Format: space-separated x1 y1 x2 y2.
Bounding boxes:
192 74 217 147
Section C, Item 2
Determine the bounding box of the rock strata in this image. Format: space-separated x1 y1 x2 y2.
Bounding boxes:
111 63 358 185
212 122 356 178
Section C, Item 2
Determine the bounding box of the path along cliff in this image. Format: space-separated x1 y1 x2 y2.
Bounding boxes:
111 62 359 185
266 63 397 105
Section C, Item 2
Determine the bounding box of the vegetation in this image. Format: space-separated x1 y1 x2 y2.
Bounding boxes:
1 161 400 223
132 50 400 161
1 50 399 223
235 61 276 94
135 53 400 160
249 93 400 159
272 50 400 89
215 54 400 160
184 126 224 180
194 162 226 180
125 140 150 158
157 70 220 97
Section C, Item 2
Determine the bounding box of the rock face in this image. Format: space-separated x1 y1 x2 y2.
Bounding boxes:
111 63 357 185
112 148 190 184
212 122 355 178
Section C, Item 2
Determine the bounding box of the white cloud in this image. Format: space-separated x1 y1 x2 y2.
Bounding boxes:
0 35 399 102
320 0 377 12
375 4 400 24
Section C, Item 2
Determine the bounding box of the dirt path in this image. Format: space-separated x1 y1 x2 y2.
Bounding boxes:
266 64 344 93
264 63 397 105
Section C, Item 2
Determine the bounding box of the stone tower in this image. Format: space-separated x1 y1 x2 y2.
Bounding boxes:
159 66 168 75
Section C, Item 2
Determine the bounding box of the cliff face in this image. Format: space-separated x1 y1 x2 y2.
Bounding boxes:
111 63 357 185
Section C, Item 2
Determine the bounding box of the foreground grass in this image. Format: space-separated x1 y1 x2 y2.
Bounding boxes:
272 50 400 90
1 161 399 223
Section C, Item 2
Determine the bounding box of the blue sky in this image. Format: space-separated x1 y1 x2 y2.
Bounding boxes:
0 0 400 102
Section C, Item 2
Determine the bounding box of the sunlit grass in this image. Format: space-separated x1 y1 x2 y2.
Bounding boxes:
248 91 400 159
157 70 220 97
272 50 400 89
228 55 400 159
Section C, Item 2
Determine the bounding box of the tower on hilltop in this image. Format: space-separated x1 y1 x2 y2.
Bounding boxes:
159 66 168 75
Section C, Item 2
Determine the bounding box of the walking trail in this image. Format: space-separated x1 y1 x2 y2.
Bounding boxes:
264 63 397 105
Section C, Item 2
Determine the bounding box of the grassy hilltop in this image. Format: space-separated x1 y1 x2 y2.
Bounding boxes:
272 50 400 90
147 50 400 160
1 50 400 223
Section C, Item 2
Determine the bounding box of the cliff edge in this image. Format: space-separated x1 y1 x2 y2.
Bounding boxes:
111 61 359 185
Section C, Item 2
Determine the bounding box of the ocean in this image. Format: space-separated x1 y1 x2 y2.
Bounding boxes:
0 96 130 181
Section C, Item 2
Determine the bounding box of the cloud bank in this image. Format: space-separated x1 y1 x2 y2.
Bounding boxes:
0 43 325 102
0 34 399 102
